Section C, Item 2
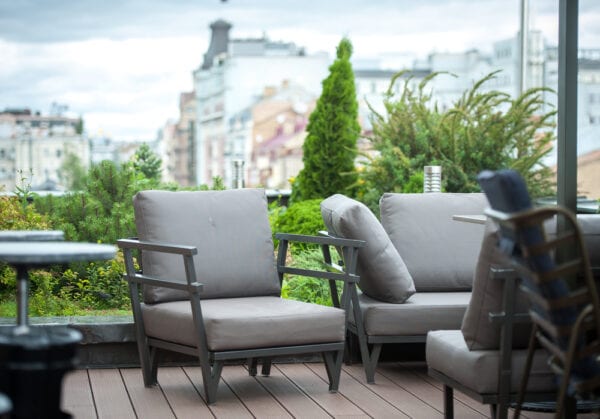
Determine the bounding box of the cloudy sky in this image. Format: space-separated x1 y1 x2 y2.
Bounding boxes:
1 0 599 141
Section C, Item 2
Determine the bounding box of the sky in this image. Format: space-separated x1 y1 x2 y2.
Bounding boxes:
1 0 599 141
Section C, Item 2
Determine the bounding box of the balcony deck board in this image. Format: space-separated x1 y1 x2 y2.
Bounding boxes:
59 362 597 418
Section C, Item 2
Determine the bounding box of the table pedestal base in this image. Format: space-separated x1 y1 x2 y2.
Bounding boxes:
0 326 81 419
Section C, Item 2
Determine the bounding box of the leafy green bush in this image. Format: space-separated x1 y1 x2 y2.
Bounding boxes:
355 71 555 212
35 160 139 244
271 199 325 253
0 194 51 300
281 248 337 307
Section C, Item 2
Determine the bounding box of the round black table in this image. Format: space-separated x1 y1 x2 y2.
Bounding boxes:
0 240 116 419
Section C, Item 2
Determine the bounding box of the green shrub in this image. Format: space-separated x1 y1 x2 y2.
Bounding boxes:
271 199 325 253
291 37 360 203
356 71 555 212
281 248 337 307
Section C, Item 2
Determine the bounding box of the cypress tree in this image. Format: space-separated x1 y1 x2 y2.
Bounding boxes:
291 37 360 202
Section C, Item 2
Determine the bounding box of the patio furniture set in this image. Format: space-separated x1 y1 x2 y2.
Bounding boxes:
114 172 600 418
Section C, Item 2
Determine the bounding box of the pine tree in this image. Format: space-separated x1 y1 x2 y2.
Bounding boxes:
133 143 162 182
291 37 360 202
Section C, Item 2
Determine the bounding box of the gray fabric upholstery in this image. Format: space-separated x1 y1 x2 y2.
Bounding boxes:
380 192 488 291
546 214 600 268
134 189 280 303
461 219 532 350
349 291 470 336
427 330 555 394
142 296 345 351
320 194 415 303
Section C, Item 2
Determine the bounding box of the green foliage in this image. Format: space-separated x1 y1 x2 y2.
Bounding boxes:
291 37 360 203
14 169 36 211
75 116 84 135
270 199 324 253
35 160 138 244
355 71 555 212
132 143 162 182
59 153 87 191
281 248 337 307
0 194 50 299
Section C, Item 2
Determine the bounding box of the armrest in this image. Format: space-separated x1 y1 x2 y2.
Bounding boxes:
275 232 366 248
118 238 200 292
124 272 203 294
117 238 197 256
275 232 364 284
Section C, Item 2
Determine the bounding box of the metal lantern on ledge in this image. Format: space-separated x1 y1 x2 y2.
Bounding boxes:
423 166 442 193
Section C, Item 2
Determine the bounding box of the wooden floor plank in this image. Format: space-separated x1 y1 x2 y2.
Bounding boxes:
276 363 368 417
308 363 410 418
67 362 600 419
344 364 442 418
412 365 600 418
62 369 97 419
220 365 292 417
157 367 215 419
88 369 136 419
120 368 176 419
182 366 253 418
252 364 331 419
409 365 491 416
377 362 487 419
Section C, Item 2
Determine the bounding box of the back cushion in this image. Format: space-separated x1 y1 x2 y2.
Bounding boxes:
380 193 488 291
321 194 415 303
546 214 600 269
134 189 280 303
461 219 532 349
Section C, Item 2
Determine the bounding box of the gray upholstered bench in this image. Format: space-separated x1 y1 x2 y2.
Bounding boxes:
321 192 488 383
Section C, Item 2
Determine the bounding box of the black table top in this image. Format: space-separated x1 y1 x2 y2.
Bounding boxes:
0 242 116 265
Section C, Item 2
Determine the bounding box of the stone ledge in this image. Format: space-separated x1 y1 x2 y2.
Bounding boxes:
0 316 319 368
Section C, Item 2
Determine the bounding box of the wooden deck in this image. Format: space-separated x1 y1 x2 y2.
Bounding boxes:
60 362 598 418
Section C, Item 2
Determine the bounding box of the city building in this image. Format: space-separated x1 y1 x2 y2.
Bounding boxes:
192 19 329 187
162 92 196 187
0 108 89 192
241 81 316 188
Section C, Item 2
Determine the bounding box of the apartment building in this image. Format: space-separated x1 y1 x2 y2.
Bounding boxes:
0 109 89 191
192 19 329 187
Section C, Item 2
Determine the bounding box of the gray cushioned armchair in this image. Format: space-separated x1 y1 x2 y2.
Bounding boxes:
117 188 364 404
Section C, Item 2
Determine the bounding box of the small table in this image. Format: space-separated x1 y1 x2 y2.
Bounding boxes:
0 238 116 419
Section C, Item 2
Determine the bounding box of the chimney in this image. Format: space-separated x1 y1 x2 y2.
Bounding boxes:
201 19 232 70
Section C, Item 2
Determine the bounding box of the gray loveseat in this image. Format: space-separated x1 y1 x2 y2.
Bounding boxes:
321 192 489 382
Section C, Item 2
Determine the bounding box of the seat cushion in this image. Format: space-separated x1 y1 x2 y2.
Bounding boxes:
133 189 280 303
461 219 532 350
141 296 346 351
349 291 471 336
320 194 415 303
426 330 555 394
380 193 488 291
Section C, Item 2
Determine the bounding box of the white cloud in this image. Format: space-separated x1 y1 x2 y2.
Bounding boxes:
0 0 599 141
